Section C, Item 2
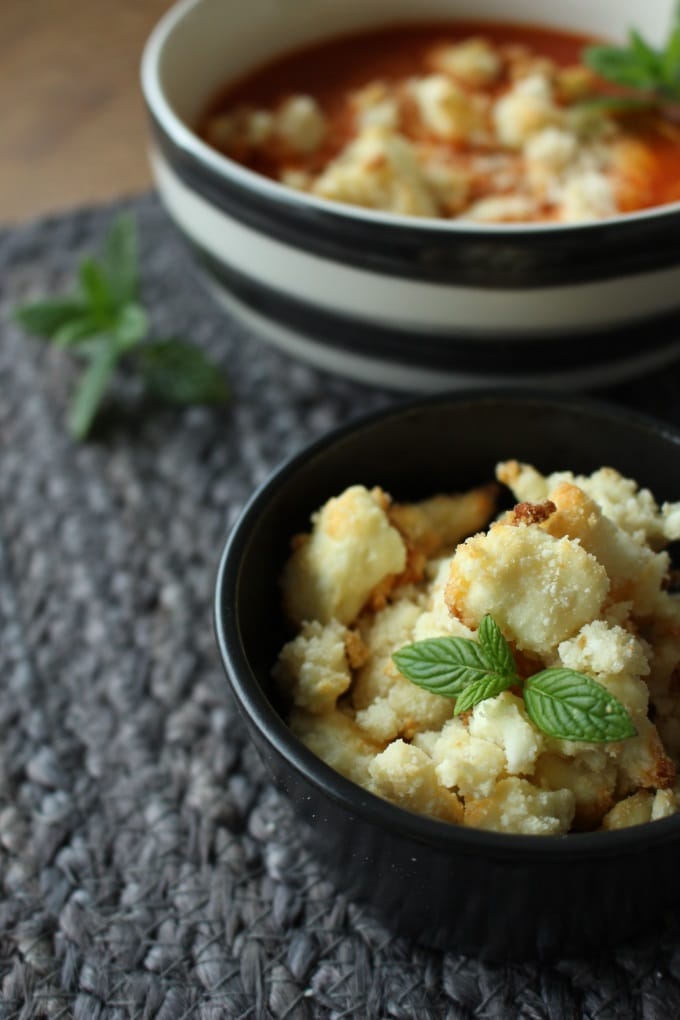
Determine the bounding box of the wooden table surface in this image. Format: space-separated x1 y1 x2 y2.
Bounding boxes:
1 0 175 226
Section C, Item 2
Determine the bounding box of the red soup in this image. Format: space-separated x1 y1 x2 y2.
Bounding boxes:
198 21 680 223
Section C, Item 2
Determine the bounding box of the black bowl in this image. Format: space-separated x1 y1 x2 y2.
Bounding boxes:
214 391 680 960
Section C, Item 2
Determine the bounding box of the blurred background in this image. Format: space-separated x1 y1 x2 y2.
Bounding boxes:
0 0 174 224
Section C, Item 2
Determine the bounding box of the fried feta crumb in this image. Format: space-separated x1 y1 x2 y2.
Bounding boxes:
493 74 560 148
312 126 439 216
543 482 670 616
427 717 506 798
464 777 575 835
534 750 617 830
275 95 326 153
290 708 384 786
498 462 680 548
469 691 544 775
409 74 487 142
429 37 503 88
463 194 538 223
282 485 407 626
558 621 650 679
274 619 352 714
352 80 401 131
651 787 678 820
601 790 654 830
445 523 609 656
368 739 464 822
559 170 617 222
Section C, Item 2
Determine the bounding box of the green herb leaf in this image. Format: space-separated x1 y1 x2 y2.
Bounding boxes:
392 637 500 697
582 4 680 106
477 614 517 678
67 341 119 439
393 615 636 743
453 673 514 716
102 214 138 307
136 339 229 406
524 669 637 743
79 258 115 325
113 303 148 350
13 213 229 440
14 299 88 338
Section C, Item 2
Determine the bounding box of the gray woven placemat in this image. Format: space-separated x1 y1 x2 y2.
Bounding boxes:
2 194 680 1020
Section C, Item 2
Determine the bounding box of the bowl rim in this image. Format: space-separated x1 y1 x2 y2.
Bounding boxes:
142 0 680 238
214 388 680 860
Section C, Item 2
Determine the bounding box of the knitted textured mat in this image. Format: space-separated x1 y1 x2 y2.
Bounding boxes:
2 194 680 1020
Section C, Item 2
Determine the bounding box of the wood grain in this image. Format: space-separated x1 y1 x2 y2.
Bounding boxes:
0 0 175 224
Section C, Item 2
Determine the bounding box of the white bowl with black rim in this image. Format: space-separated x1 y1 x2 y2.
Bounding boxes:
141 0 680 391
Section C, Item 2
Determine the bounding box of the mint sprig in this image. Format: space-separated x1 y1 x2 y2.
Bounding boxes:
14 215 229 439
582 2 680 111
393 615 636 743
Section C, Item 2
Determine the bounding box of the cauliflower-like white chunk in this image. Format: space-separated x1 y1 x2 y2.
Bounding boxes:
312 126 438 216
428 717 506 798
282 485 407 626
368 740 463 822
469 691 543 775
409 74 487 142
430 37 502 88
274 618 351 714
464 777 575 834
493 74 560 148
275 95 326 153
445 523 609 656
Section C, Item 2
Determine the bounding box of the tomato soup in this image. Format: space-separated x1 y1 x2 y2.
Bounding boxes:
198 21 680 223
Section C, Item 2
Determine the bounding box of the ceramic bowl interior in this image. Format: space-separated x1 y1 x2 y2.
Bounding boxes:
143 0 680 391
214 391 680 960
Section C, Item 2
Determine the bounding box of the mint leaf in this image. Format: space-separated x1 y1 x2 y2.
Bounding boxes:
67 342 119 439
393 637 501 697
14 299 87 338
113 303 148 350
524 669 637 743
102 214 138 307
477 615 517 678
582 6 680 105
79 258 114 325
453 673 513 716
136 339 229 406
13 213 229 440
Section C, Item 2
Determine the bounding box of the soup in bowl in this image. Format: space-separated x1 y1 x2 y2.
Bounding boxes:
142 0 680 389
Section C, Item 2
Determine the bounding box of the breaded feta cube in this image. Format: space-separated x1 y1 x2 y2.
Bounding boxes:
273 618 352 714
498 461 680 548
468 691 544 775
282 485 407 626
464 777 575 834
559 171 617 222
524 127 579 198
312 126 438 216
290 707 383 787
558 621 650 680
445 522 609 656
409 74 487 142
544 482 670 617
275 95 326 153
427 717 506 798
493 74 560 148
389 485 497 559
534 750 617 830
352 597 424 708
351 80 401 131
429 37 503 88
601 790 654 830
463 195 538 223
368 739 464 822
